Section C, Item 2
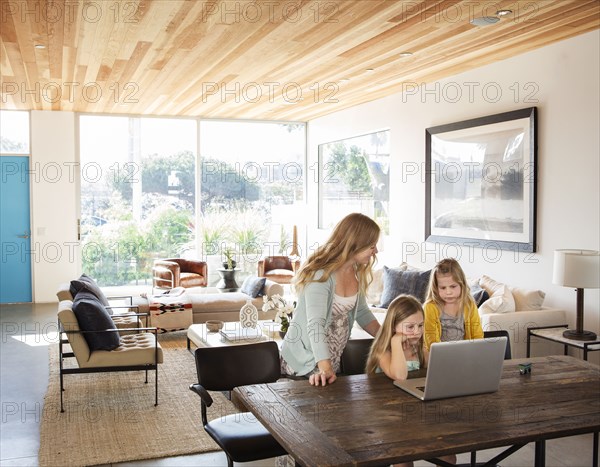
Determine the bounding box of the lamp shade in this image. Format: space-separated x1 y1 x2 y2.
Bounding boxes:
553 249 600 289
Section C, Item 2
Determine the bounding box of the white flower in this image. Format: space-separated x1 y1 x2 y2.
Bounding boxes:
262 294 294 331
262 294 292 314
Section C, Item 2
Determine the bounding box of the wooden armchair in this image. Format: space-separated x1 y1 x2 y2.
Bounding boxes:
257 256 300 285
152 258 208 292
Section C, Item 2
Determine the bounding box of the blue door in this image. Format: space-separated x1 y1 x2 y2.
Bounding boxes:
1 156 32 303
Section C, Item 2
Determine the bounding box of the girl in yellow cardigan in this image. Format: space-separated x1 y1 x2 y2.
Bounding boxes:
423 258 483 466
424 258 484 351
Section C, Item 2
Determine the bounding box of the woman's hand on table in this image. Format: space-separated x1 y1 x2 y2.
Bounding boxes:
309 360 336 386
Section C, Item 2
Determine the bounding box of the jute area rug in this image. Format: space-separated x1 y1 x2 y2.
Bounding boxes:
38 332 238 466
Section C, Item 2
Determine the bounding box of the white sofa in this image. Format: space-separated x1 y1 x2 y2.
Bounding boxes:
57 279 284 324
478 307 566 358
367 266 567 359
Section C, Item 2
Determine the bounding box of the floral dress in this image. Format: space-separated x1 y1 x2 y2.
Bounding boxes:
325 293 356 374
280 293 357 376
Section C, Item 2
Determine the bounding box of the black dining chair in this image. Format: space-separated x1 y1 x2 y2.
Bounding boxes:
189 342 287 467
456 330 512 467
340 338 374 375
484 329 512 360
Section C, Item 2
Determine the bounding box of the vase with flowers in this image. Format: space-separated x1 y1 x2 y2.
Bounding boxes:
262 294 294 338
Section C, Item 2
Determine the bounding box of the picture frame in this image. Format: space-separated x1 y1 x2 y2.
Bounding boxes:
425 107 537 252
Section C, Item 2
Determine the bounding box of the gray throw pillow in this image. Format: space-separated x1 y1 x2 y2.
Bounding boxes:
72 288 120 351
241 276 267 298
70 274 110 307
379 266 432 308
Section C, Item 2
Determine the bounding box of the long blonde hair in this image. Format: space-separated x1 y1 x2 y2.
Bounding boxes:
425 258 475 312
294 213 380 295
366 295 425 374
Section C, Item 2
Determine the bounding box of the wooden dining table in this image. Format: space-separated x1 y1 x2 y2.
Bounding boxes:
234 355 600 467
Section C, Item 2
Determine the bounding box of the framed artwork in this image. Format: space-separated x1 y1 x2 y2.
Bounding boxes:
425 107 537 252
318 130 390 233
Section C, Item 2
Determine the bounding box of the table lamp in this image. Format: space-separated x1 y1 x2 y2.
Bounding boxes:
552 249 600 341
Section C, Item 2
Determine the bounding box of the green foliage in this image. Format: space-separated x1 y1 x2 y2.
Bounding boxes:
330 143 373 195
143 151 196 201
108 151 196 205
229 211 268 254
201 158 259 203
144 207 194 257
81 193 194 286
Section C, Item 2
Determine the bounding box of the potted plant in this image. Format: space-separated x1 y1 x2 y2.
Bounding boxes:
262 294 294 337
222 247 237 270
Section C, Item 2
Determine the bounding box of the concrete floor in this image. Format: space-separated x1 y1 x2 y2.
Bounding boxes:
0 302 597 467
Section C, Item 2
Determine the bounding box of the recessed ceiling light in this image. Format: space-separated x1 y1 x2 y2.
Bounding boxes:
366 68 375 73
399 52 413 57
496 9 512 16
34 44 45 49
470 16 500 26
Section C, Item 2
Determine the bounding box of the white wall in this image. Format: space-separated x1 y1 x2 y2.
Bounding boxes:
30 111 79 302
308 31 600 349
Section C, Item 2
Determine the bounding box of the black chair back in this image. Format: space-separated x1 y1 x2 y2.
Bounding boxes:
340 338 374 375
194 341 281 392
483 330 512 360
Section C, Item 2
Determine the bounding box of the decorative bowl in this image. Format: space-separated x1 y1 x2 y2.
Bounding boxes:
206 320 224 332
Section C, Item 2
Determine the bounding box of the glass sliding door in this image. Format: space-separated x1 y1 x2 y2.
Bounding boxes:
79 115 197 286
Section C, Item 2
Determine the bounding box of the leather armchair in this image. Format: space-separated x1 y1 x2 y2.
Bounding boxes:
152 258 208 291
257 256 300 285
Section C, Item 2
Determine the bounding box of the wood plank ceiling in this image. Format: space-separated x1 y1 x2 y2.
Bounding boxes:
1 0 598 122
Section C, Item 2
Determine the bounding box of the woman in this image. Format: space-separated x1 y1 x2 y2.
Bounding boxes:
280 213 381 386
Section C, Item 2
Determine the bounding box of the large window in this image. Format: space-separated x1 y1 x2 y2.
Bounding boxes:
199 121 306 277
79 116 306 286
80 116 197 286
318 130 390 233
0 110 30 154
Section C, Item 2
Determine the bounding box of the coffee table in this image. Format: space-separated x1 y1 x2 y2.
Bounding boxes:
187 314 381 351
187 320 282 351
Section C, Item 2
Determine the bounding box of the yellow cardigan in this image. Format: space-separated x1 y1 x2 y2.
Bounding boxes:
423 300 484 350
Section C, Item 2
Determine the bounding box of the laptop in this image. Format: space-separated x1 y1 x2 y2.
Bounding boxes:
393 337 507 400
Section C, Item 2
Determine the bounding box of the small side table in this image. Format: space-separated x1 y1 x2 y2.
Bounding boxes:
527 325 600 361
216 268 239 292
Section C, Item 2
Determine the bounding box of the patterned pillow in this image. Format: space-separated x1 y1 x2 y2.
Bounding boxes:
241 276 267 298
379 266 432 308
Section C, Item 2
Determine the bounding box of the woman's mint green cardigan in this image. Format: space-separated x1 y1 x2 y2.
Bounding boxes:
280 270 377 376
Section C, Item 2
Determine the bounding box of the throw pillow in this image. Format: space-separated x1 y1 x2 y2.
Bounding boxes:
470 284 490 307
478 275 516 314
241 276 267 298
379 266 432 308
510 287 546 311
366 263 410 305
70 274 110 307
72 288 120 351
